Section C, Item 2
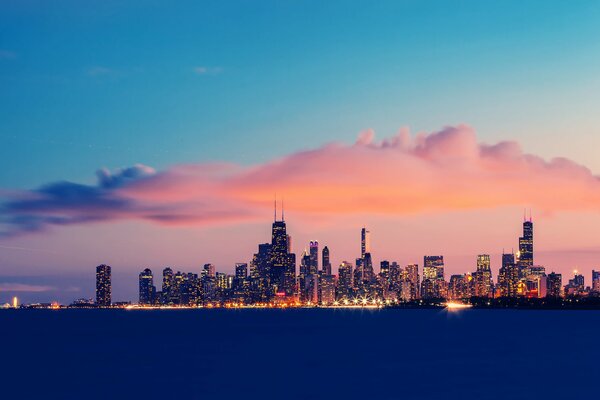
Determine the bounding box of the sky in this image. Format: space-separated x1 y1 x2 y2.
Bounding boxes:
2 0 600 303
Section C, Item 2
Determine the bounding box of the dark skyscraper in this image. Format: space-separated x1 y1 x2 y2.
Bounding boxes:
322 246 331 275
139 268 155 305
95 264 111 307
309 240 319 273
519 215 534 272
361 227 370 257
269 205 296 297
162 267 175 305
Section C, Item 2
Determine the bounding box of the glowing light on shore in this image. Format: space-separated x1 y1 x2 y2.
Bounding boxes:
445 301 472 310
12 296 18 308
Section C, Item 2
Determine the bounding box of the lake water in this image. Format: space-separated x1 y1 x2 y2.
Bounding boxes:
1 308 599 399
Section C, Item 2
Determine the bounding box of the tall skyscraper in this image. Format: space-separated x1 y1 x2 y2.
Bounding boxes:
499 253 519 297
309 240 319 273
322 246 332 275
405 264 420 300
139 268 155 305
162 267 174 305
518 215 534 272
475 254 492 298
95 264 111 307
361 227 370 257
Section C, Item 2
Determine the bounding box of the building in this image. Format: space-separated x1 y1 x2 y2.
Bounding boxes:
421 256 444 299
448 274 468 300
361 227 371 257
475 254 492 298
518 216 534 272
546 272 562 298
322 246 332 276
405 264 420 300
319 274 336 305
564 271 585 296
592 270 600 293
138 268 155 305
95 264 112 307
337 261 354 300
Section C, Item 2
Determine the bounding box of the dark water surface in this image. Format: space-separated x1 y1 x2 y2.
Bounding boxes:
1 308 599 399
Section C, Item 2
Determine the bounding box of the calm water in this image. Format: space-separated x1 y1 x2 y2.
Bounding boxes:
1 308 599 400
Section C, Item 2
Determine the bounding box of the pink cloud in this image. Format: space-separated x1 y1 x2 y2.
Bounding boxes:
2 124 600 237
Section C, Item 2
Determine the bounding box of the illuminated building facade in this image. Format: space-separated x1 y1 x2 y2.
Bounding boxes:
138 268 155 305
474 254 492 298
95 264 112 307
547 272 562 298
421 256 444 299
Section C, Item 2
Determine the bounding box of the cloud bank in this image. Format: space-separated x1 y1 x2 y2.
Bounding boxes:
2 125 600 237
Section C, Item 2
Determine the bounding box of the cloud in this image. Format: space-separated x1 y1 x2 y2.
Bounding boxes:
86 66 115 76
0 50 16 59
193 66 223 75
0 283 56 292
2 125 600 237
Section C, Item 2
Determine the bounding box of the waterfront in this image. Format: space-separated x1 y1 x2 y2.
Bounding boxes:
1 308 599 400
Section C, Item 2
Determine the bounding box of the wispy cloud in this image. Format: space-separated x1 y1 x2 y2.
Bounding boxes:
0 283 56 292
86 66 116 77
0 50 16 60
2 125 600 238
193 66 223 75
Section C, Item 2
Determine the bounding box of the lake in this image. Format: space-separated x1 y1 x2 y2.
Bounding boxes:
1 308 599 399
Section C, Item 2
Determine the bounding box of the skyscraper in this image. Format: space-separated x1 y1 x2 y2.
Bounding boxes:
162 267 174 305
592 270 600 293
361 227 370 257
139 268 155 305
518 215 534 272
95 264 111 307
547 272 562 298
499 253 519 297
405 264 420 300
422 256 444 299
475 254 492 298
309 240 319 273
336 261 354 300
322 246 331 275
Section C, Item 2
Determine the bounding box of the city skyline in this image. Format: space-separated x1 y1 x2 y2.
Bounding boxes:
4 210 600 306
4 1 600 304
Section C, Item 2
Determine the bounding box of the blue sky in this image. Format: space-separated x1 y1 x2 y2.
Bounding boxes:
2 0 600 190
3 1 600 303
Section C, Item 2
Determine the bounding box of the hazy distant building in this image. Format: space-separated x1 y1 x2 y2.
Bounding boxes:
95 264 112 307
592 270 600 293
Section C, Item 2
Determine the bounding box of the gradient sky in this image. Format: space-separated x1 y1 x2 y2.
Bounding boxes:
2 1 600 303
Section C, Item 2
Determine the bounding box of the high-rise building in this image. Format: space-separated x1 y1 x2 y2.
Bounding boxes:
309 241 319 272
270 212 296 297
422 256 444 299
319 274 336 305
139 268 155 305
547 272 562 298
518 216 534 272
337 261 354 300
475 254 492 298
592 270 600 293
95 264 112 307
498 253 519 297
405 264 420 300
361 227 371 257
161 267 175 305
322 246 331 276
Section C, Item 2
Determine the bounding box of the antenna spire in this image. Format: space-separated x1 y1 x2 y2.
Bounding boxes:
274 193 277 222
281 197 284 221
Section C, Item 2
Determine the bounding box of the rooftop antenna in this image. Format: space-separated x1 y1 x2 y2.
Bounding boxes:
274 193 277 222
529 209 532 223
281 197 285 221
